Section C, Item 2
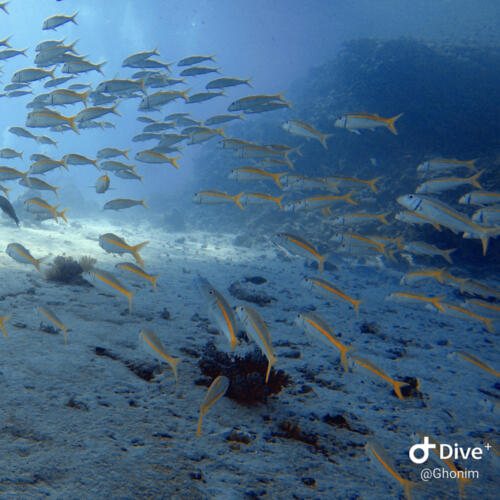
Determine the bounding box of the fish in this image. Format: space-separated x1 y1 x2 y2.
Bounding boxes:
334 112 403 135
44 75 75 88
180 66 220 77
324 175 381 194
0 48 27 61
187 90 225 103
386 291 445 311
394 211 442 231
287 192 357 212
192 190 245 210
75 105 120 123
94 174 110 194
178 55 216 66
204 114 245 126
434 301 495 333
188 128 226 145
415 170 483 194
139 90 189 110
96 78 146 94
0 35 11 47
352 356 411 400
0 148 22 160
26 109 79 134
122 49 161 67
0 195 19 225
6 243 43 272
143 121 176 132
97 148 129 160
62 60 106 75
100 160 136 172
19 177 59 197
135 150 180 168
365 441 413 500
331 232 392 259
24 197 65 223
240 192 284 209
116 262 159 293
397 194 499 255
86 268 135 313
197 375 230 437
139 329 181 380
98 233 149 268
38 305 69 344
275 233 328 272
42 12 78 30
235 305 277 383
0 313 11 338
46 88 90 107
8 126 39 140
0 1 8 14
228 167 286 189
459 191 500 207
472 207 500 225
114 169 143 182
62 154 99 170
303 277 361 317
29 159 67 175
228 93 289 112
12 67 54 83
206 77 251 89
104 199 148 211
296 312 354 371
417 158 478 175
402 241 456 264
456 351 499 379
282 120 332 149
330 212 390 226
400 268 445 286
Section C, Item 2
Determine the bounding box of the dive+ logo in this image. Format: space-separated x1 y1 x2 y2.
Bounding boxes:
409 436 491 464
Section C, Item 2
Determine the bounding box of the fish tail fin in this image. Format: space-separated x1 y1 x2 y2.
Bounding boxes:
49 68 55 80
67 114 79 134
318 253 329 273
139 78 147 95
53 186 59 198
61 158 69 171
122 149 130 159
51 205 60 223
378 212 390 225
58 208 69 224
353 298 362 318
91 159 100 170
443 248 456 264
321 133 333 150
97 61 106 75
197 411 205 437
61 325 68 345
233 192 245 210
467 158 479 168
22 171 31 187
277 194 285 210
71 11 79 24
131 241 150 268
81 89 90 107
432 222 442 231
387 112 403 135
265 357 277 383
0 313 12 338
345 190 358 205
126 289 136 314
34 258 43 273
392 380 407 400
168 356 181 381
150 275 160 293
112 103 121 116
141 199 149 209
470 169 484 189
340 346 355 372
483 317 495 334
18 151 23 160
218 127 227 138
170 155 181 169
369 176 382 194
21 48 28 57
480 235 490 256
69 39 78 53
245 78 253 88
274 173 285 189
432 296 446 312
181 88 190 102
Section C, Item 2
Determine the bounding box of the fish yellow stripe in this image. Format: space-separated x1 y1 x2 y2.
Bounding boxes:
214 296 237 349
13 247 40 272
284 235 322 261
94 273 133 312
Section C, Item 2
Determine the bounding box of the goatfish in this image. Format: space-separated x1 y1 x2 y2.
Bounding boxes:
432 301 495 333
86 268 135 313
38 305 69 344
104 199 148 211
286 192 357 212
296 312 354 371
116 262 159 293
0 195 19 225
456 351 499 379
415 170 483 194
386 291 445 312
26 109 79 134
397 194 499 255
400 268 445 286
472 207 500 225
365 441 414 500
24 197 67 223
75 105 119 123
122 49 161 66
97 147 129 160
0 166 30 185
205 114 244 126
395 211 442 231
206 77 251 89
0 148 22 159
466 298 500 317
334 112 403 135
281 120 331 149
459 191 500 207
135 150 180 168
228 167 286 189
197 277 238 350
352 356 411 400
62 153 99 170
0 313 11 338
197 375 230 437
324 175 381 194
240 192 284 209
275 233 328 273
19 177 59 197
139 329 181 380
12 67 54 83
228 93 289 112
303 277 361 317
331 212 390 226
192 190 244 210
417 158 478 175
402 241 456 264
42 12 78 30
6 243 44 272
235 305 277 383
98 233 149 268
29 159 68 175
331 232 392 259
178 54 215 66
94 174 110 194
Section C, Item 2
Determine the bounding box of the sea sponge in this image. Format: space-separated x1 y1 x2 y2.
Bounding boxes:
197 343 290 405
45 255 96 285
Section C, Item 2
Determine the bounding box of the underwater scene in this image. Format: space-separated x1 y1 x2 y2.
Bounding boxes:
0 0 499 498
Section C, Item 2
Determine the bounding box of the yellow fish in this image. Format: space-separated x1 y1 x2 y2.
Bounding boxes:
456 351 499 379
86 268 135 313
0 313 12 338
139 329 181 380
197 375 230 437
116 262 159 292
335 112 403 135
98 233 149 268
38 305 69 344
